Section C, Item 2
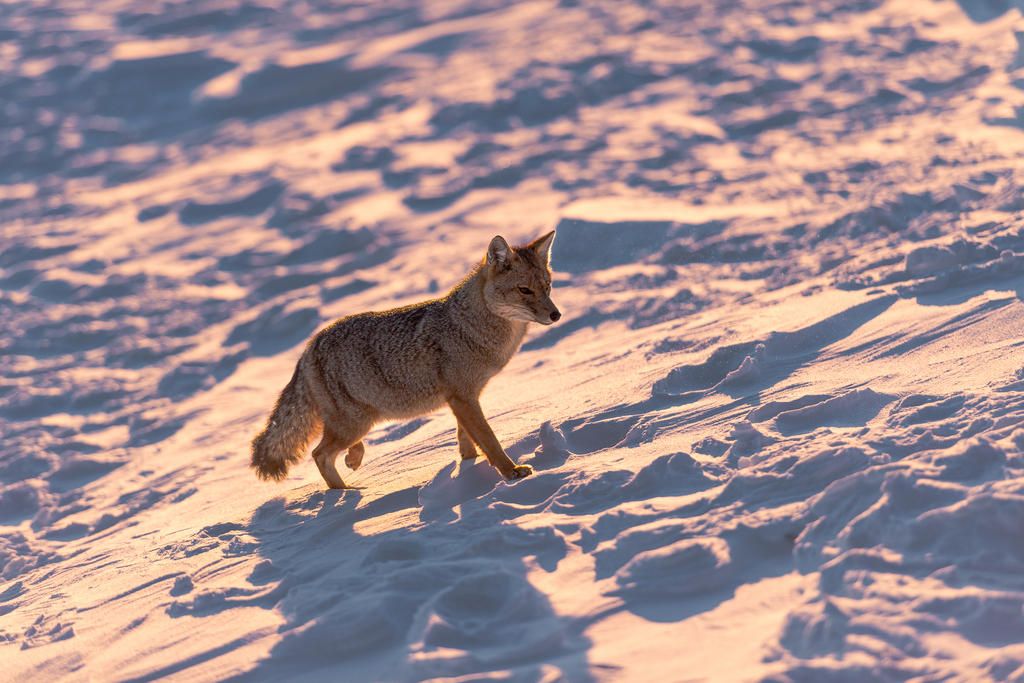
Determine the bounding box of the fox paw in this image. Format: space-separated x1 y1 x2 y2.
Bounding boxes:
509 464 533 480
345 441 365 471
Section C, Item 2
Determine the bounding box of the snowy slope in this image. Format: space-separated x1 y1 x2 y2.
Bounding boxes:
3 0 1024 681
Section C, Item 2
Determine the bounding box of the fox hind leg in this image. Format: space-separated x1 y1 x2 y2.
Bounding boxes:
313 425 369 488
302 360 375 489
456 420 480 460
345 440 365 471
312 431 348 489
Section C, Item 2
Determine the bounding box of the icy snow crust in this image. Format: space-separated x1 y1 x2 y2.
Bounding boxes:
4 0 1024 681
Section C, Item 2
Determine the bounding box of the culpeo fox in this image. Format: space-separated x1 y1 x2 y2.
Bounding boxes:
251 231 560 489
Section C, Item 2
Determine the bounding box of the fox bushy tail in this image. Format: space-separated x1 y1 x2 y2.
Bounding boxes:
251 360 321 482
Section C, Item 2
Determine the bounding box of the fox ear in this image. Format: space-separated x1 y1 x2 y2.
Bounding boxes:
487 235 512 269
529 231 555 267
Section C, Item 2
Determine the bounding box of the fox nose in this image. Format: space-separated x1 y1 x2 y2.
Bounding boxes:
550 310 561 322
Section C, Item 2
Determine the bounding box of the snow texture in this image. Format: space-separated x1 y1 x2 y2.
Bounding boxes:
3 0 1024 681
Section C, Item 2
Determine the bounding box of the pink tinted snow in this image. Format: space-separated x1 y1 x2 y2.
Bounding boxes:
2 0 1024 681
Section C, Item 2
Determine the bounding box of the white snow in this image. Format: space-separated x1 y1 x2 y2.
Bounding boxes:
4 0 1024 681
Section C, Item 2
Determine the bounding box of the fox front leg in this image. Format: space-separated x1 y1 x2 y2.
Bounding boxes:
456 420 481 460
448 396 532 480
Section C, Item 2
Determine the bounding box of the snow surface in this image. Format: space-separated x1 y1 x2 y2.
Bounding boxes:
4 0 1024 681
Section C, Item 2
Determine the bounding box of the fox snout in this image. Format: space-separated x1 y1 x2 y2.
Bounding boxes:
534 294 560 325
542 304 561 325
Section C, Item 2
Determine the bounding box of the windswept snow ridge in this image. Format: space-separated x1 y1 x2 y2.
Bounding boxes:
3 0 1024 681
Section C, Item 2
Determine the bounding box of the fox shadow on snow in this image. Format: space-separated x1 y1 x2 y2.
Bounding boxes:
203 467 593 683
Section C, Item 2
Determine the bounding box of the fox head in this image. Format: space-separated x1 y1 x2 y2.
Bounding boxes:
482 231 561 326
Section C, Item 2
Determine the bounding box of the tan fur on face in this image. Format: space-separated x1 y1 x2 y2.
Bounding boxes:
483 232 559 325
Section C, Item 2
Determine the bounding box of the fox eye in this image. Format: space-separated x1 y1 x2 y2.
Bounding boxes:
518 286 533 295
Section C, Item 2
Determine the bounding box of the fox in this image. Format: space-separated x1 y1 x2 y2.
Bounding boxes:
251 231 561 489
